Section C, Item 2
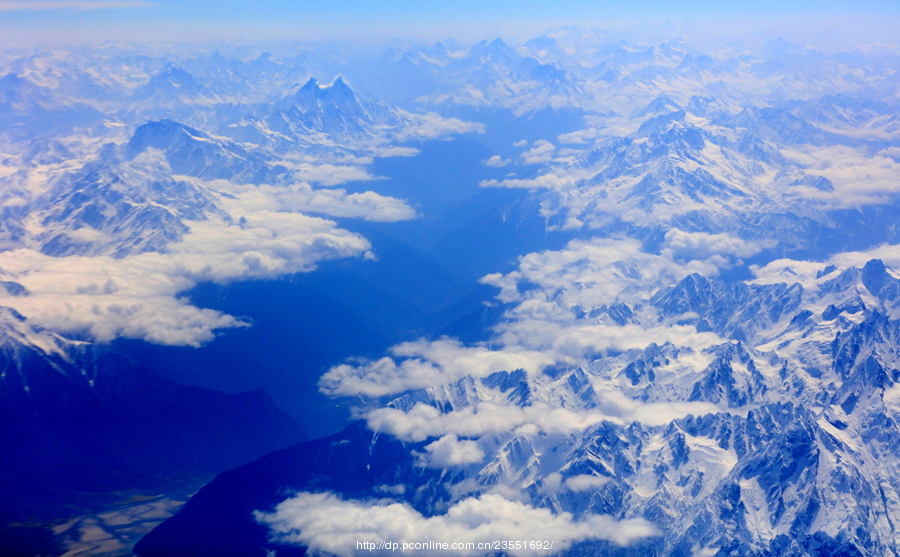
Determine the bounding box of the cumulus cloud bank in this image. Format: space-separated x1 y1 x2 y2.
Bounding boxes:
479 172 578 191
662 229 768 260
403 112 485 139
520 140 556 165
319 338 555 397
287 163 378 186
213 180 417 222
256 492 657 557
484 155 511 167
0 210 371 346
0 130 430 346
323 237 729 398
481 237 721 307
366 399 720 442
495 320 723 362
780 145 900 208
418 434 485 468
751 242 900 288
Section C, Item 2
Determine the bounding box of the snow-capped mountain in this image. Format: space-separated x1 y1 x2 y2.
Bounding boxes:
0 72 104 140
477 96 900 260
0 78 435 259
137 257 900 557
0 121 231 257
271 77 406 136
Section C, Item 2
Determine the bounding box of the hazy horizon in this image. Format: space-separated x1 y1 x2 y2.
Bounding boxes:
0 0 898 49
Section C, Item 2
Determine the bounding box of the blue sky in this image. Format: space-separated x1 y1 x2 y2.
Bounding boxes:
0 0 897 46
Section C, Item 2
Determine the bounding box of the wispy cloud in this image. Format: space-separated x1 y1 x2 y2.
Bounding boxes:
0 1 150 11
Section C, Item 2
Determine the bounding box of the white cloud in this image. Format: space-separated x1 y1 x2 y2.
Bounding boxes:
418 434 485 468
520 140 556 164
366 399 720 443
0 135 426 346
749 258 826 287
542 473 610 493
321 237 729 399
479 172 578 191
663 229 768 260
557 128 603 145
563 474 610 492
368 146 421 158
484 155 511 167
482 237 721 307
780 145 900 208
211 181 417 223
879 147 900 163
374 485 406 495
476 238 727 363
166 212 369 281
494 320 723 361
256 492 657 557
828 243 900 271
319 338 555 397
287 163 376 186
367 403 605 442
750 242 900 291
403 113 485 139
513 140 529 147
0 211 371 346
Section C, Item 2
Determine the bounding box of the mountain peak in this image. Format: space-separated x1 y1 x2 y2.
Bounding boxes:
327 76 355 98
636 108 688 136
134 63 202 100
471 37 516 61
0 72 28 103
525 35 561 51
634 94 682 118
284 75 361 113
125 118 195 158
863 259 891 297
158 62 190 79
0 72 23 89
488 37 508 49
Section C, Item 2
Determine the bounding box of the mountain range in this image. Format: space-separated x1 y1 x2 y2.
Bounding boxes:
1 30 900 556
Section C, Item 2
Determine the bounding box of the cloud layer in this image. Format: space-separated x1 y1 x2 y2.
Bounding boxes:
212 180 417 222
320 339 555 398
322 237 731 399
366 399 721 443
0 133 423 346
257 492 657 557
0 211 371 346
